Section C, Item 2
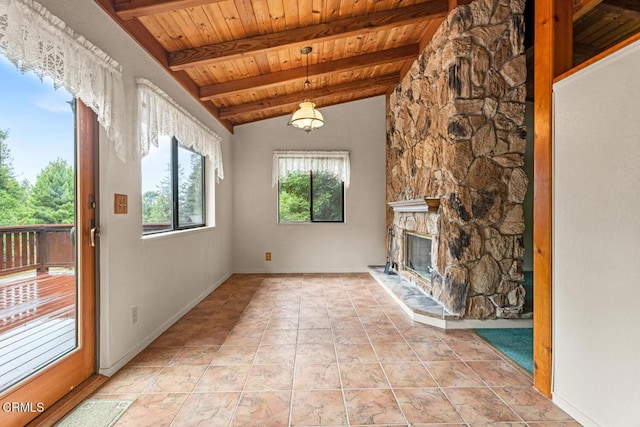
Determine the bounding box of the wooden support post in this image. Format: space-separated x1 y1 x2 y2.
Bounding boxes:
533 0 572 398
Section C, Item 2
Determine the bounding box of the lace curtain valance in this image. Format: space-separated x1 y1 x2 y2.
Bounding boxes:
137 78 224 182
0 0 126 160
272 151 350 188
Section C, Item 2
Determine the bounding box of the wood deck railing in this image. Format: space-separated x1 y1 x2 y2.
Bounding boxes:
0 225 75 277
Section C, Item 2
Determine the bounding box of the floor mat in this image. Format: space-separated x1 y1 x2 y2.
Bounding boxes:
58 400 133 427
475 328 533 374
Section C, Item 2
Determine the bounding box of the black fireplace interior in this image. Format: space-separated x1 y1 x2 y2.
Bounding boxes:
405 233 433 281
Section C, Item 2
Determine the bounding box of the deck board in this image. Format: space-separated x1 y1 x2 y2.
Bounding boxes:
0 273 76 333
0 272 77 392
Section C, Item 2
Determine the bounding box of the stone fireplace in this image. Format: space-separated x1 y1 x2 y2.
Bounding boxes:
386 0 528 319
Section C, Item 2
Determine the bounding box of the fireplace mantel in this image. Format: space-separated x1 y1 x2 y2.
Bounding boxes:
388 197 441 213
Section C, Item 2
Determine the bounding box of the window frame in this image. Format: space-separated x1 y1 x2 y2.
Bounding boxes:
277 169 345 224
142 136 206 235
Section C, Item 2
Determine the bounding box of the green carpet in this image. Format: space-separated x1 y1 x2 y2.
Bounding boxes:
524 271 534 309
58 400 133 427
475 328 533 374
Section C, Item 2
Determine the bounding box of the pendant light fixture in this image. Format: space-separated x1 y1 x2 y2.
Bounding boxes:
288 46 324 132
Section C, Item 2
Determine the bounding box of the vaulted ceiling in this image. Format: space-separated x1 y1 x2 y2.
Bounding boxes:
94 0 640 132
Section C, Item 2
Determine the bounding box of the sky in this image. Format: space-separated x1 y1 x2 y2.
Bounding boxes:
0 53 186 193
0 54 75 185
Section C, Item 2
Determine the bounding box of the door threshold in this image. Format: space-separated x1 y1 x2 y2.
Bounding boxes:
26 374 108 427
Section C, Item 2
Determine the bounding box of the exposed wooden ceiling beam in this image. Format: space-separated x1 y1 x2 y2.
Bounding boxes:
168 1 447 71
603 0 640 13
115 0 226 20
573 0 603 21
199 44 418 100
219 74 400 119
601 1 640 18
94 0 233 132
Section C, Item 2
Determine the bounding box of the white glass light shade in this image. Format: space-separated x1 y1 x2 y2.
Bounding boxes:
289 101 324 132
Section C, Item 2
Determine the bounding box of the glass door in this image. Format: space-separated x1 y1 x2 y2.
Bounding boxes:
0 55 97 426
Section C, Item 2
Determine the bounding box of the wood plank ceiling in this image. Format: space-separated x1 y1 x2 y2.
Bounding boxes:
526 0 640 100
94 0 453 130
94 0 640 131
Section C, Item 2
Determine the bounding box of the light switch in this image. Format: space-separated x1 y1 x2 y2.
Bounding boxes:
114 193 128 214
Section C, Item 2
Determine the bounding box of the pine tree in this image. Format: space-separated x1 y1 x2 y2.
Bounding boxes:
26 159 75 224
181 152 203 224
0 129 29 225
143 161 172 225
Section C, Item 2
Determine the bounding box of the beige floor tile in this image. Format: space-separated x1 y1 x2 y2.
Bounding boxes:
297 328 333 345
467 360 533 387
268 316 300 330
296 343 337 364
298 316 332 329
294 363 342 390
171 392 240 426
127 346 181 367
339 363 389 389
382 362 437 388
114 393 187 427
443 387 521 424
410 341 460 362
343 389 406 425
144 365 206 393
492 387 574 422
210 345 257 365
291 390 347 426
195 365 251 392
168 346 219 366
261 328 298 345
231 391 291 427
447 339 502 361
334 343 378 364
425 361 486 387
244 364 294 391
372 341 420 363
97 367 162 394
254 344 297 364
223 330 264 346
394 387 464 424
332 328 370 344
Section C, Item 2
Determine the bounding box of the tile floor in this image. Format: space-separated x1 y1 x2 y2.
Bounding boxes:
90 273 580 426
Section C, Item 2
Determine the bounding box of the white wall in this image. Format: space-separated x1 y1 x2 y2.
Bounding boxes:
232 97 387 273
38 0 234 374
553 40 640 426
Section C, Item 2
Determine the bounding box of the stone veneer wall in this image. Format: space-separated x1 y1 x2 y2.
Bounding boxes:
386 0 528 318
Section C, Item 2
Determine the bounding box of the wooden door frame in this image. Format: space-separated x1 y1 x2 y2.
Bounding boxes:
1 101 98 427
533 0 572 398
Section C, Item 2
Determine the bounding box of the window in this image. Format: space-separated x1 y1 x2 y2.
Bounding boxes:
278 170 344 223
142 136 205 234
273 151 350 224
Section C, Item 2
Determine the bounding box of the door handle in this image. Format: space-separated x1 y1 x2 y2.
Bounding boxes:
90 227 100 247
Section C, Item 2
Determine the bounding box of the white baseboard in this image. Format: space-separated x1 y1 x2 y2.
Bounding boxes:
443 318 532 329
232 268 369 274
552 392 601 427
99 272 232 377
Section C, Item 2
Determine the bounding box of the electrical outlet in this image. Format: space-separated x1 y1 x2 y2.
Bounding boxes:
131 306 138 324
265 252 272 261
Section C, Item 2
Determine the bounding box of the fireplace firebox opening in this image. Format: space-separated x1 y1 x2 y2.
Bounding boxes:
404 232 433 282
